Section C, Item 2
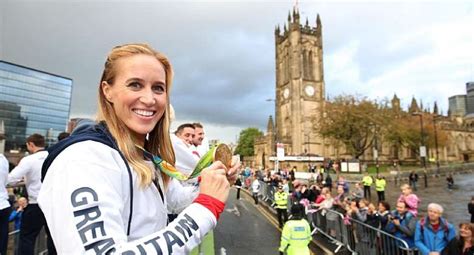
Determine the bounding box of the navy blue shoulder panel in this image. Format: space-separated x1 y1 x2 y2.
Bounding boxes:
41 123 117 182
40 122 134 236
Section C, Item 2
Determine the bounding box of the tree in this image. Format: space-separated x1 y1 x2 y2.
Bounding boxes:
316 95 390 159
385 112 447 158
234 128 263 157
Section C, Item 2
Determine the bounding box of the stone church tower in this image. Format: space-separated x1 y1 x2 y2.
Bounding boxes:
274 8 325 156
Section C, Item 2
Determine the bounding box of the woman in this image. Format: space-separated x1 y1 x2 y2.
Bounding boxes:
443 222 473 255
378 201 391 229
38 44 239 254
397 184 420 217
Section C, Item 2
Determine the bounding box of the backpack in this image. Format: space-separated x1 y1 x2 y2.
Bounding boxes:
419 217 450 243
41 122 134 236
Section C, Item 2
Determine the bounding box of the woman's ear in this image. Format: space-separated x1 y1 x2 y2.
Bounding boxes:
101 81 113 103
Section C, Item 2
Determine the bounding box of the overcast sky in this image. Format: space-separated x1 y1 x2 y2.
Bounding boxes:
1 0 473 143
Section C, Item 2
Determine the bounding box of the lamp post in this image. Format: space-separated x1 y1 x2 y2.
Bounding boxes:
433 115 440 176
370 123 379 175
412 112 427 169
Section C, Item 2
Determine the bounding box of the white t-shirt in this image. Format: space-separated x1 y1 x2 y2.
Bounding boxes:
38 141 215 254
252 179 261 193
170 134 199 175
8 150 47 204
0 154 10 210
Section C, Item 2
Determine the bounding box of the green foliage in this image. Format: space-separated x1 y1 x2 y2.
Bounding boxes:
234 127 263 157
317 95 390 159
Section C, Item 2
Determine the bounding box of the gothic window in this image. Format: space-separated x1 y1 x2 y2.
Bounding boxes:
309 50 314 80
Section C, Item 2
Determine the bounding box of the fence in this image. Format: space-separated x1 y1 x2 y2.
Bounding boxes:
254 180 418 255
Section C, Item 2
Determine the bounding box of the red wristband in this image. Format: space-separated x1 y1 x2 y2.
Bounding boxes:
194 194 225 220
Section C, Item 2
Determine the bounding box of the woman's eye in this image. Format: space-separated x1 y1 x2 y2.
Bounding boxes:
128 82 141 89
153 85 165 93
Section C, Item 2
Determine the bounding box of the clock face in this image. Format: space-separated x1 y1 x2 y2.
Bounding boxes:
305 85 315 97
283 88 290 99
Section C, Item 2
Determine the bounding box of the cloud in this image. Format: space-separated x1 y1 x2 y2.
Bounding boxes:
1 1 473 143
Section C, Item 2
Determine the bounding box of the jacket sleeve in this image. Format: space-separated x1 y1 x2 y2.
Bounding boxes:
7 157 30 184
414 222 430 255
166 179 199 214
398 216 416 237
279 222 291 252
447 223 456 242
38 142 216 255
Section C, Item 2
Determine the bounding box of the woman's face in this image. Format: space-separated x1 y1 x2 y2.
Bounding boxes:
378 203 386 212
102 54 167 141
459 224 472 239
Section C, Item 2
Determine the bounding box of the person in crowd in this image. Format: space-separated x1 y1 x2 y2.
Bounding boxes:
9 197 27 255
409 171 419 191
332 185 346 214
366 203 380 229
235 176 242 200
307 184 320 202
174 123 195 147
7 134 55 255
469 196 474 223
386 201 417 249
57 132 70 141
398 184 420 217
37 43 239 253
274 184 289 228
446 173 454 190
279 203 312 255
362 172 373 200
442 222 473 255
351 182 364 201
251 175 261 205
415 203 456 255
336 176 349 194
324 173 333 192
191 122 207 157
349 198 369 223
375 175 386 202
314 188 332 209
289 166 296 181
0 153 11 255
378 201 391 229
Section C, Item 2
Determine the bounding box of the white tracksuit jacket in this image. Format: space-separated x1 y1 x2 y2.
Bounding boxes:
38 141 214 254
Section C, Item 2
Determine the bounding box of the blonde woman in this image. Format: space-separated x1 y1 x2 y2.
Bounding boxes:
38 44 239 254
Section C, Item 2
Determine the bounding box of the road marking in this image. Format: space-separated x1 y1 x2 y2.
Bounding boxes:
224 205 241 217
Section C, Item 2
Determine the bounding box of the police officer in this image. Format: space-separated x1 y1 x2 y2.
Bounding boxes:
362 173 373 200
279 203 312 255
375 175 386 202
274 184 289 228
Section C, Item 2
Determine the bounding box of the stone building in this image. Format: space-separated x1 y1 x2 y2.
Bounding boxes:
253 7 474 171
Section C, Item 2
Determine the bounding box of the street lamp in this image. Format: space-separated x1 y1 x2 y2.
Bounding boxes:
433 115 441 176
370 123 380 175
412 112 427 169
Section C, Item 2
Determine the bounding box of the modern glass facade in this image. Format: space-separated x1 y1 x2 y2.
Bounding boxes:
448 95 466 117
0 61 72 152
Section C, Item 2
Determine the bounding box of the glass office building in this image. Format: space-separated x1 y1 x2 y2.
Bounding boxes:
0 60 73 152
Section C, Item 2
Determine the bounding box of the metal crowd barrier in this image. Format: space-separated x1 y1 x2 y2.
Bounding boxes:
346 217 416 255
256 180 418 255
7 227 48 255
309 207 355 254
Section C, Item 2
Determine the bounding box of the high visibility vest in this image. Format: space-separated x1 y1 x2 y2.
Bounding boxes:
375 178 386 191
274 191 288 209
362 175 373 186
279 219 312 255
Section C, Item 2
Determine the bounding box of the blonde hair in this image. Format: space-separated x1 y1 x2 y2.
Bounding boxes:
97 43 174 187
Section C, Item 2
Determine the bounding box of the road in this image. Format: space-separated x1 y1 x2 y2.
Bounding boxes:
214 188 282 255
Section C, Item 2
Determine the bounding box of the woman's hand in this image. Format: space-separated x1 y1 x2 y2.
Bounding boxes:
199 161 231 203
